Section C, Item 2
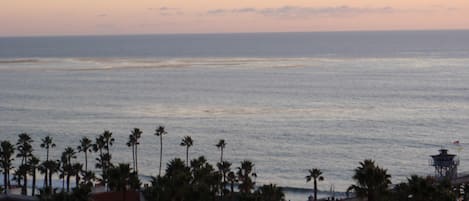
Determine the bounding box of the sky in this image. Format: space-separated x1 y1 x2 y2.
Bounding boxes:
1 0 469 36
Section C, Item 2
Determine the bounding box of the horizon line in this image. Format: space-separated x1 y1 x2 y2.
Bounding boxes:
1 28 469 39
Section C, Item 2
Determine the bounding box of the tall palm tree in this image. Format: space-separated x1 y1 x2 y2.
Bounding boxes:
180 136 193 166
77 137 93 172
94 131 114 186
347 159 391 201
28 156 40 196
237 160 255 193
154 126 167 176
216 139 226 163
0 140 15 193
306 168 324 201
127 128 142 173
40 135 55 188
17 133 34 195
40 136 56 162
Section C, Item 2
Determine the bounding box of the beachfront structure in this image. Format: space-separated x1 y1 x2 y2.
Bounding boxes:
429 149 459 180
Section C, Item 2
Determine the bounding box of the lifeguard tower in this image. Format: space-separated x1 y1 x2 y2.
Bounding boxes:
429 149 459 180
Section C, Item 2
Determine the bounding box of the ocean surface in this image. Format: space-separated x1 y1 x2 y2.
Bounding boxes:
1 30 469 200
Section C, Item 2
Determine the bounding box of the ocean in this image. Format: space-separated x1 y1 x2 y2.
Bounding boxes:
1 30 469 200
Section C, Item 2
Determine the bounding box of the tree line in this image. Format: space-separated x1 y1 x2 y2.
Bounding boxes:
0 127 464 201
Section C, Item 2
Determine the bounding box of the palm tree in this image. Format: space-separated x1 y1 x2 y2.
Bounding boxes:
72 163 83 188
180 136 193 166
227 171 237 200
108 163 133 201
0 140 15 193
217 161 231 199
154 126 167 176
62 147 77 192
347 159 391 201
216 139 226 163
237 160 255 193
94 131 114 186
17 133 34 195
40 136 56 162
255 184 285 201
28 156 40 196
46 160 60 189
40 135 55 188
306 168 324 201
77 137 93 172
127 128 142 173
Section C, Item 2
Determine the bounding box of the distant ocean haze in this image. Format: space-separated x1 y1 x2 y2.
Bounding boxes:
1 30 469 200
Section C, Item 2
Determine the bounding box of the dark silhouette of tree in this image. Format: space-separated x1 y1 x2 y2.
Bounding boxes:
72 163 83 189
227 171 237 200
0 140 15 193
216 139 226 163
17 133 34 195
154 126 167 176
77 137 93 172
28 156 40 196
62 147 77 192
217 161 231 199
40 136 56 162
127 128 142 173
94 131 114 186
237 160 255 194
392 175 455 201
254 184 285 201
40 135 56 188
347 159 391 201
306 168 324 201
180 136 193 166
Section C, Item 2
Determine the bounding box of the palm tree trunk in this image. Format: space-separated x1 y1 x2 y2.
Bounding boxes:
220 148 223 163
32 169 36 196
85 151 88 172
159 135 163 176
135 144 138 173
230 182 234 201
44 170 48 188
3 171 7 194
76 172 80 188
49 172 53 189
186 146 189 166
67 174 71 192
314 179 317 201
22 173 27 195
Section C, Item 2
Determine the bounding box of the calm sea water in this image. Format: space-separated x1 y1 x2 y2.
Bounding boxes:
1 30 469 200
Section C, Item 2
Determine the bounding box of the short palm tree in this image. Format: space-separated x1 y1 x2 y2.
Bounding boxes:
216 139 226 163
77 137 93 172
154 126 167 176
62 147 77 192
28 156 40 196
306 168 324 201
237 160 255 193
347 159 391 201
0 140 15 193
180 136 193 166
227 171 237 199
255 184 285 201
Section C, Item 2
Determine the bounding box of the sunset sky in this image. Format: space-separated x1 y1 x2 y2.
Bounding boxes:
2 0 469 36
